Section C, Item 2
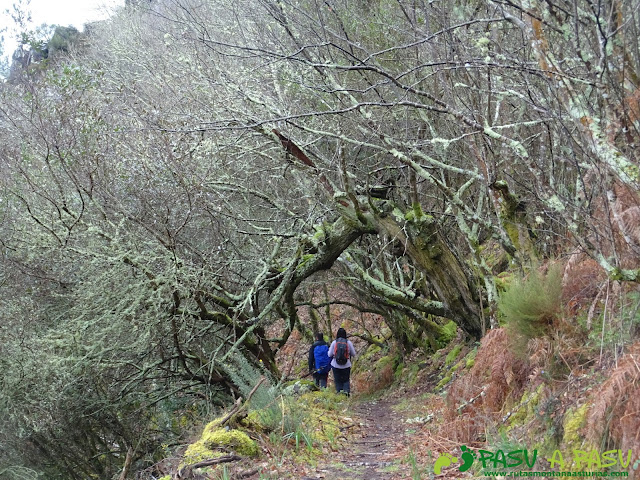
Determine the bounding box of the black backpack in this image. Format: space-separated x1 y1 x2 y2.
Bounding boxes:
334 338 350 365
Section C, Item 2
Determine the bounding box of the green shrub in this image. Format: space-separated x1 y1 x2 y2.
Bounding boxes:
499 266 562 350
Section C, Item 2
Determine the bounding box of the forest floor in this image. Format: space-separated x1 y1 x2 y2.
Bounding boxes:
260 379 469 480
171 334 640 480
174 322 640 480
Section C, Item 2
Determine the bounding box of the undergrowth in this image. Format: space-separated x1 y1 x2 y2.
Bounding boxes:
499 265 563 352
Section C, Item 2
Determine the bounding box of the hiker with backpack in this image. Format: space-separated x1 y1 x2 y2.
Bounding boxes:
328 328 357 396
308 332 331 388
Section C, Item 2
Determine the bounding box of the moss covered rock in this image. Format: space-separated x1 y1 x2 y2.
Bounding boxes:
183 420 259 466
282 379 317 396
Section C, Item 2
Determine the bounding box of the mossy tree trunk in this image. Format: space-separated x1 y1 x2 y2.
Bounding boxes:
374 215 483 338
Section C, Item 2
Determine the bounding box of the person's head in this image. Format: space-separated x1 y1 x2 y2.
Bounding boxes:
336 328 347 339
315 332 324 341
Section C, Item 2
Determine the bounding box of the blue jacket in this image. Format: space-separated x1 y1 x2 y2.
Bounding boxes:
308 340 328 372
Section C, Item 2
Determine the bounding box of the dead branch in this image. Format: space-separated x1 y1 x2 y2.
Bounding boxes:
219 376 267 427
177 455 243 478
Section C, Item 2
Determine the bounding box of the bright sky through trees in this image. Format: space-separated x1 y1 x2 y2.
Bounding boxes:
1 0 123 59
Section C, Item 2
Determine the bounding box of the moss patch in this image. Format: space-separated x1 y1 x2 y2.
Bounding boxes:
445 345 462 366
437 321 458 347
465 347 478 369
183 421 259 466
562 403 589 454
507 384 545 431
295 390 346 445
436 374 452 389
282 379 317 396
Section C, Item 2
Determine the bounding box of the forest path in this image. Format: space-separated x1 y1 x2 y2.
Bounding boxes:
299 396 420 480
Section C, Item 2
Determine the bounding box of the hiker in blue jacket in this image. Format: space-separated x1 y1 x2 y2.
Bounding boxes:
328 328 357 395
308 332 331 388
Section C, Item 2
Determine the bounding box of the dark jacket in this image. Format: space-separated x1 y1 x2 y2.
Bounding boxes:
308 340 328 372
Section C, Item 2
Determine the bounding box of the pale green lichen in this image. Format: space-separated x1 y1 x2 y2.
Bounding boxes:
483 125 529 158
392 207 406 222
546 195 566 212
476 36 490 47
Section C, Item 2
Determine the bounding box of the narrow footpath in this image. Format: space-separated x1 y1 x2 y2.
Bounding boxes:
300 398 416 480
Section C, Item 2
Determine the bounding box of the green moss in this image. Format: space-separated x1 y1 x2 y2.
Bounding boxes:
206 427 258 456
562 403 589 452
183 422 259 465
507 385 544 430
527 385 544 416
404 362 421 386
183 440 223 465
394 363 404 382
282 379 316 396
445 345 462 366
437 321 458 347
302 389 346 411
436 375 452 389
243 410 271 433
158 476 171 480
503 220 520 249
375 354 394 369
354 344 385 373
465 347 478 369
295 391 345 444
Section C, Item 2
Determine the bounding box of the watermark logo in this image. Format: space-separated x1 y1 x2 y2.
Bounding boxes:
433 453 457 475
434 447 639 476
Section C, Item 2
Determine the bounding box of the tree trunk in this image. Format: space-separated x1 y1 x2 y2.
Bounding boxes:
375 215 483 338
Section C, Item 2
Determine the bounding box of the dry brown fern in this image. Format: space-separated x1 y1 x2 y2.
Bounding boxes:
529 337 553 369
588 342 640 460
563 254 607 317
443 328 530 443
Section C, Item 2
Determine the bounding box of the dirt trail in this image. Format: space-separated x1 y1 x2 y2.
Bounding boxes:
300 398 416 480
